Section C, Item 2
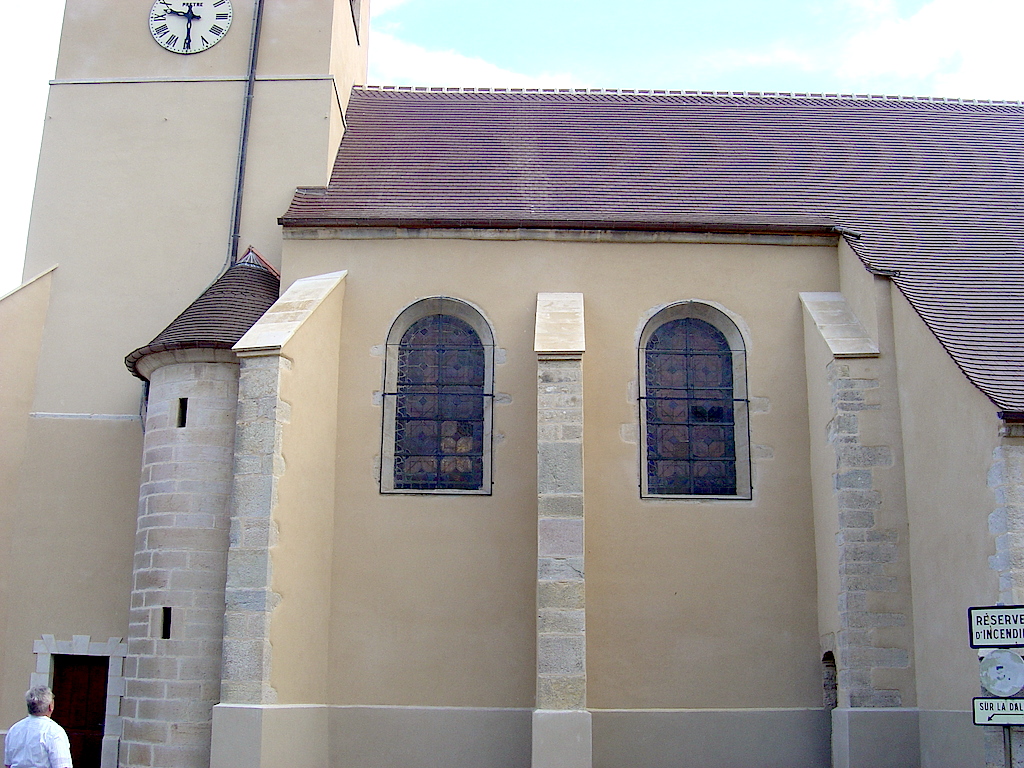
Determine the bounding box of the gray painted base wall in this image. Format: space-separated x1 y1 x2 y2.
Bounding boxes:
533 709 592 768
832 707 920 768
919 710 985 768
211 704 329 768
212 705 533 768
592 708 831 768
330 706 533 768
213 705 844 768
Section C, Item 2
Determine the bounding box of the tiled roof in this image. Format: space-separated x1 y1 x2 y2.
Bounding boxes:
126 252 280 379
283 87 1024 410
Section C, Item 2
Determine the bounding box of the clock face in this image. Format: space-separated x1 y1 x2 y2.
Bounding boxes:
150 0 233 54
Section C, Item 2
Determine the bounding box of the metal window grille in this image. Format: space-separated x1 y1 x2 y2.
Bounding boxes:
387 314 487 491
642 317 738 495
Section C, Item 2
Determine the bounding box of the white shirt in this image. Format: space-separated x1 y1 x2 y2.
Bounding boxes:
4 715 73 768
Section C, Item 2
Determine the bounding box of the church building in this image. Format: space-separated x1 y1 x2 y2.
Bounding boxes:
2 1 1023 768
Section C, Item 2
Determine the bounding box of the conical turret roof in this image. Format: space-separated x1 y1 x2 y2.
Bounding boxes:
125 250 280 379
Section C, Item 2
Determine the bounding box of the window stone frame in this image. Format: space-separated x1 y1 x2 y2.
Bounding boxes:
380 297 495 495
638 300 752 500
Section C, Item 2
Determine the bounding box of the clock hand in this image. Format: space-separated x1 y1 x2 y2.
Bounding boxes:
162 2 199 19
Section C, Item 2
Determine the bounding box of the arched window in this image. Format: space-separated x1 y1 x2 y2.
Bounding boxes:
381 298 494 494
640 302 750 499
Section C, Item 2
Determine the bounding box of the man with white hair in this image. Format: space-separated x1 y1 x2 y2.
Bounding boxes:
4 686 73 768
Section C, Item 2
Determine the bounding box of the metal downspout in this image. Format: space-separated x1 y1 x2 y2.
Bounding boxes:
226 0 266 268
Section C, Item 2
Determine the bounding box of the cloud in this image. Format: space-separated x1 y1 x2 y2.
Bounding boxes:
1 0 64 295
700 44 818 75
368 32 587 89
835 0 1024 99
681 0 1024 100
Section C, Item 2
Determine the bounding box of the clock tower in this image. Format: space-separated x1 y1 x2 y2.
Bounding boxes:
0 1 367 766
22 0 366 415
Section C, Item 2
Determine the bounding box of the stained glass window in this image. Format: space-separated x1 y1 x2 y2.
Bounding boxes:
644 317 737 496
391 314 487 491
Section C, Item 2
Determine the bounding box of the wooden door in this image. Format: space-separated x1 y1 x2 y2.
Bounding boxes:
52 654 108 768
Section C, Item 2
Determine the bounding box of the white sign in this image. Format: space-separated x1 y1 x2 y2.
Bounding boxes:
975 697 1024 726
969 605 1024 649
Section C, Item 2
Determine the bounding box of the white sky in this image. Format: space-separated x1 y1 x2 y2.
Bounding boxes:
2 0 1023 295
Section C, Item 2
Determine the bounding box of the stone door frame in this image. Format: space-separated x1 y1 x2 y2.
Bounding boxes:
31 634 128 768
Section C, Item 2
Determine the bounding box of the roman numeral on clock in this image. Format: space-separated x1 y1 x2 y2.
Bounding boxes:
151 0 230 52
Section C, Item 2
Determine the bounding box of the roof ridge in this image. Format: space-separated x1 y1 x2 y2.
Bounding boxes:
357 83 1023 106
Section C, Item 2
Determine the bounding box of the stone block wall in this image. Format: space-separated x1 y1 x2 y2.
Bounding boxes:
986 440 1024 768
826 361 909 708
533 292 590 768
122 354 239 768
988 442 1024 605
536 357 586 710
220 353 288 706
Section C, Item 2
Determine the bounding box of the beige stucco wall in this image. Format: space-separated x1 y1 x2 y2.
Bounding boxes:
837 240 880 344
0 267 137 725
803 304 843 647
890 287 1000 711
24 77 339 415
25 0 365 415
268 277 345 704
0 270 54 727
0 417 140 728
0 0 365 721
26 81 241 413
281 233 839 709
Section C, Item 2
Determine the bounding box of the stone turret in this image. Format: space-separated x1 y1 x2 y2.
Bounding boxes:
121 253 279 768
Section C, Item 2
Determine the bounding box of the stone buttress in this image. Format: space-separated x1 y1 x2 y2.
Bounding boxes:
533 292 591 768
801 290 919 768
121 255 279 768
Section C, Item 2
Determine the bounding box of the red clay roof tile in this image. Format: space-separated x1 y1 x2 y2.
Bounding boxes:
125 255 280 379
283 88 1024 410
